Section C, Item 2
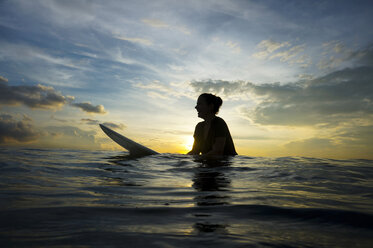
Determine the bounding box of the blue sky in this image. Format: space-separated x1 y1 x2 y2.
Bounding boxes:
1 0 373 158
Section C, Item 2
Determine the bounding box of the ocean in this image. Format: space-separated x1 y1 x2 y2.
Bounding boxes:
0 148 372 247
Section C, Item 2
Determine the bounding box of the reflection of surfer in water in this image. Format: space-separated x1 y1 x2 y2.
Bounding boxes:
188 93 237 156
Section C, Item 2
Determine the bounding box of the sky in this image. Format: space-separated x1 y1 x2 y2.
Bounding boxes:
1 0 373 159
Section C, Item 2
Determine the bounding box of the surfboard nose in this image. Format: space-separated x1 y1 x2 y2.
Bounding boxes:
99 124 107 130
99 124 110 136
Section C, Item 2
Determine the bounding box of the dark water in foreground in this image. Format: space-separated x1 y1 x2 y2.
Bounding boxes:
0 148 372 247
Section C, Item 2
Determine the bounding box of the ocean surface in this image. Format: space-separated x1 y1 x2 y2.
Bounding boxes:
0 148 372 248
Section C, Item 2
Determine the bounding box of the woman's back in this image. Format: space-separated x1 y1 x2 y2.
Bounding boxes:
193 116 237 155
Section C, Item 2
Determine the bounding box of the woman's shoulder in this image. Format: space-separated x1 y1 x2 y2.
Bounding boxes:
213 116 227 125
196 121 205 128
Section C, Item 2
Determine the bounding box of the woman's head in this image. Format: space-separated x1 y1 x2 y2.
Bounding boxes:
195 93 223 118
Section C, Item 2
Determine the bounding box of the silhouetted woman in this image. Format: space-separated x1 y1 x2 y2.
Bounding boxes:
188 93 237 156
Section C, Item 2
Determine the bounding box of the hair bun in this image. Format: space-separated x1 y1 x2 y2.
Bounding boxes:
199 93 223 114
215 96 223 108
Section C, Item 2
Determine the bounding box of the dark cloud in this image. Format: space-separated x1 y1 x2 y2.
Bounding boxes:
0 113 13 121
0 113 40 143
191 47 373 127
102 122 126 130
243 65 373 126
50 115 68 123
81 118 100 125
22 114 32 122
71 102 107 114
0 81 67 109
81 119 126 130
0 80 107 114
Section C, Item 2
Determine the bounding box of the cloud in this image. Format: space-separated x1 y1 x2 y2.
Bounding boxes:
0 41 82 69
142 19 169 28
235 66 373 126
0 113 40 143
190 46 373 158
192 46 373 127
176 26 191 35
323 40 345 54
191 65 373 126
71 102 107 114
318 40 366 70
81 118 100 125
0 81 68 109
282 137 338 157
50 115 69 123
252 39 309 67
0 112 102 148
252 40 290 59
81 119 125 130
141 18 191 35
285 137 335 150
114 36 152 46
269 44 305 62
0 115 102 149
102 122 126 130
226 41 241 53
46 125 95 138
43 125 99 149
147 91 170 100
282 125 373 158
189 79 250 100
334 125 373 147
1 80 107 114
0 76 8 82
134 80 193 99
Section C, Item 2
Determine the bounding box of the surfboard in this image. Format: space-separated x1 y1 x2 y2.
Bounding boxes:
99 124 159 157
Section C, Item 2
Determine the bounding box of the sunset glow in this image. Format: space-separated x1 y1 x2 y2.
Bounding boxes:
185 136 195 153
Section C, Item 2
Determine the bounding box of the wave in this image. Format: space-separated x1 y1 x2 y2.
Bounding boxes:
1 204 372 230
